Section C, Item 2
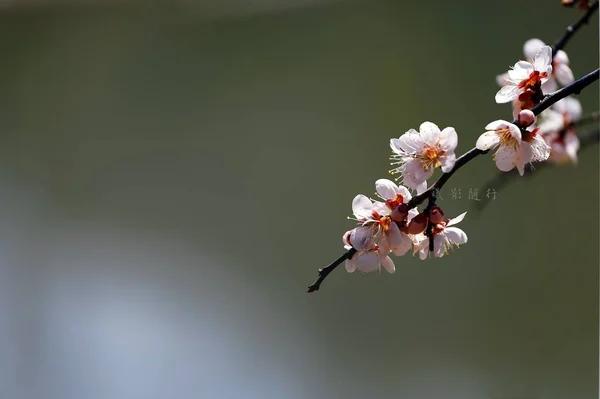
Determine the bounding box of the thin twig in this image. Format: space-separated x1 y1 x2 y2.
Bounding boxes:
307 248 356 293
553 0 599 55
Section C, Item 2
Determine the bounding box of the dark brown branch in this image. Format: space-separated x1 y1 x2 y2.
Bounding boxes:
307 248 356 293
553 0 599 55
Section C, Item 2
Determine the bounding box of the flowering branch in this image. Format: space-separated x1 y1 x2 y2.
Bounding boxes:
553 0 598 54
306 5 599 293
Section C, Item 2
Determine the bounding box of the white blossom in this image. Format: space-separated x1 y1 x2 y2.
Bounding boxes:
416 212 468 259
495 45 552 103
390 122 458 191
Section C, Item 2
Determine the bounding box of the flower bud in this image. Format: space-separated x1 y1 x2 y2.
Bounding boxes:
429 206 445 224
390 203 409 222
405 213 428 234
518 109 536 127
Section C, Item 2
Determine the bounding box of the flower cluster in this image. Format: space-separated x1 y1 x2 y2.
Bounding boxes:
307 4 598 293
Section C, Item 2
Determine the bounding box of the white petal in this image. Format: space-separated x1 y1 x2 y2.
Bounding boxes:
385 222 403 248
345 259 357 273
433 235 446 257
391 233 413 256
444 227 468 245
375 179 400 200
485 120 511 131
407 208 419 222
440 152 456 173
541 78 558 94
381 256 395 274
415 181 428 195
523 38 546 59
554 49 569 65
476 131 501 151
515 142 533 175
538 109 565 134
397 185 412 202
404 159 434 188
508 123 522 142
494 145 518 172
391 130 422 154
352 194 373 219
447 211 467 227
495 85 520 103
554 96 582 122
349 226 375 251
530 135 551 162
418 239 429 260
496 72 510 87
353 252 382 273
439 127 458 152
555 64 574 86
533 46 552 71
565 132 580 164
419 122 442 145
371 201 390 216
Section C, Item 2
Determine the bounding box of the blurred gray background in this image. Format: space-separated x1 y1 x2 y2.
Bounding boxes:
0 1 598 398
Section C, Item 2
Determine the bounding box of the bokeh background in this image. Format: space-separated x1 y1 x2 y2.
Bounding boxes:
0 1 598 398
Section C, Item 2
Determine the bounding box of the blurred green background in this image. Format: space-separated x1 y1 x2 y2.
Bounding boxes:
0 1 598 398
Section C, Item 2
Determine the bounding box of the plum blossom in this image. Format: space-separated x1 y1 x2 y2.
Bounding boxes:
524 39 574 92
538 97 582 164
375 179 414 255
343 246 395 274
495 45 552 104
390 122 458 192
476 117 550 175
415 212 468 259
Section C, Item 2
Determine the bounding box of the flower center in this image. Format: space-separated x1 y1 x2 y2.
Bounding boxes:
518 70 548 90
497 127 518 147
385 194 404 210
420 145 445 170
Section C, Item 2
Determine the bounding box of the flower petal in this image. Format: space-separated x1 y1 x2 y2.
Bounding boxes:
392 232 413 256
523 38 545 59
447 211 467 227
352 194 373 219
495 85 520 103
404 159 434 188
439 127 458 152
381 256 396 274
515 142 533 175
349 226 375 251
476 131 501 151
555 64 574 86
440 152 456 173
533 46 552 72
375 179 400 200
345 259 357 273
419 122 442 145
433 235 446 257
494 145 518 172
391 130 422 154
444 227 468 245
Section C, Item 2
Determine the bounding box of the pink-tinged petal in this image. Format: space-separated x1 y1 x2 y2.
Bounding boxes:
531 135 551 162
565 132 580 164
396 185 412 202
538 109 564 135
385 222 402 248
533 46 552 71
554 49 569 65
352 194 373 219
512 61 534 77
349 226 375 251
407 208 419 222
496 72 510 87
345 259 357 273
418 239 429 260
444 227 468 245
555 64 574 86
515 142 533 175
433 235 446 257
447 211 467 227
523 38 545 59
391 130 422 154
381 256 396 274
476 132 501 151
404 159 434 188
541 78 558 94
485 120 511 131
439 127 458 152
354 252 382 273
494 145 518 172
375 179 400 199
553 96 582 122
495 85 520 103
419 122 442 145
392 233 413 256
508 123 522 142
415 181 428 195
371 201 390 216
440 152 456 173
